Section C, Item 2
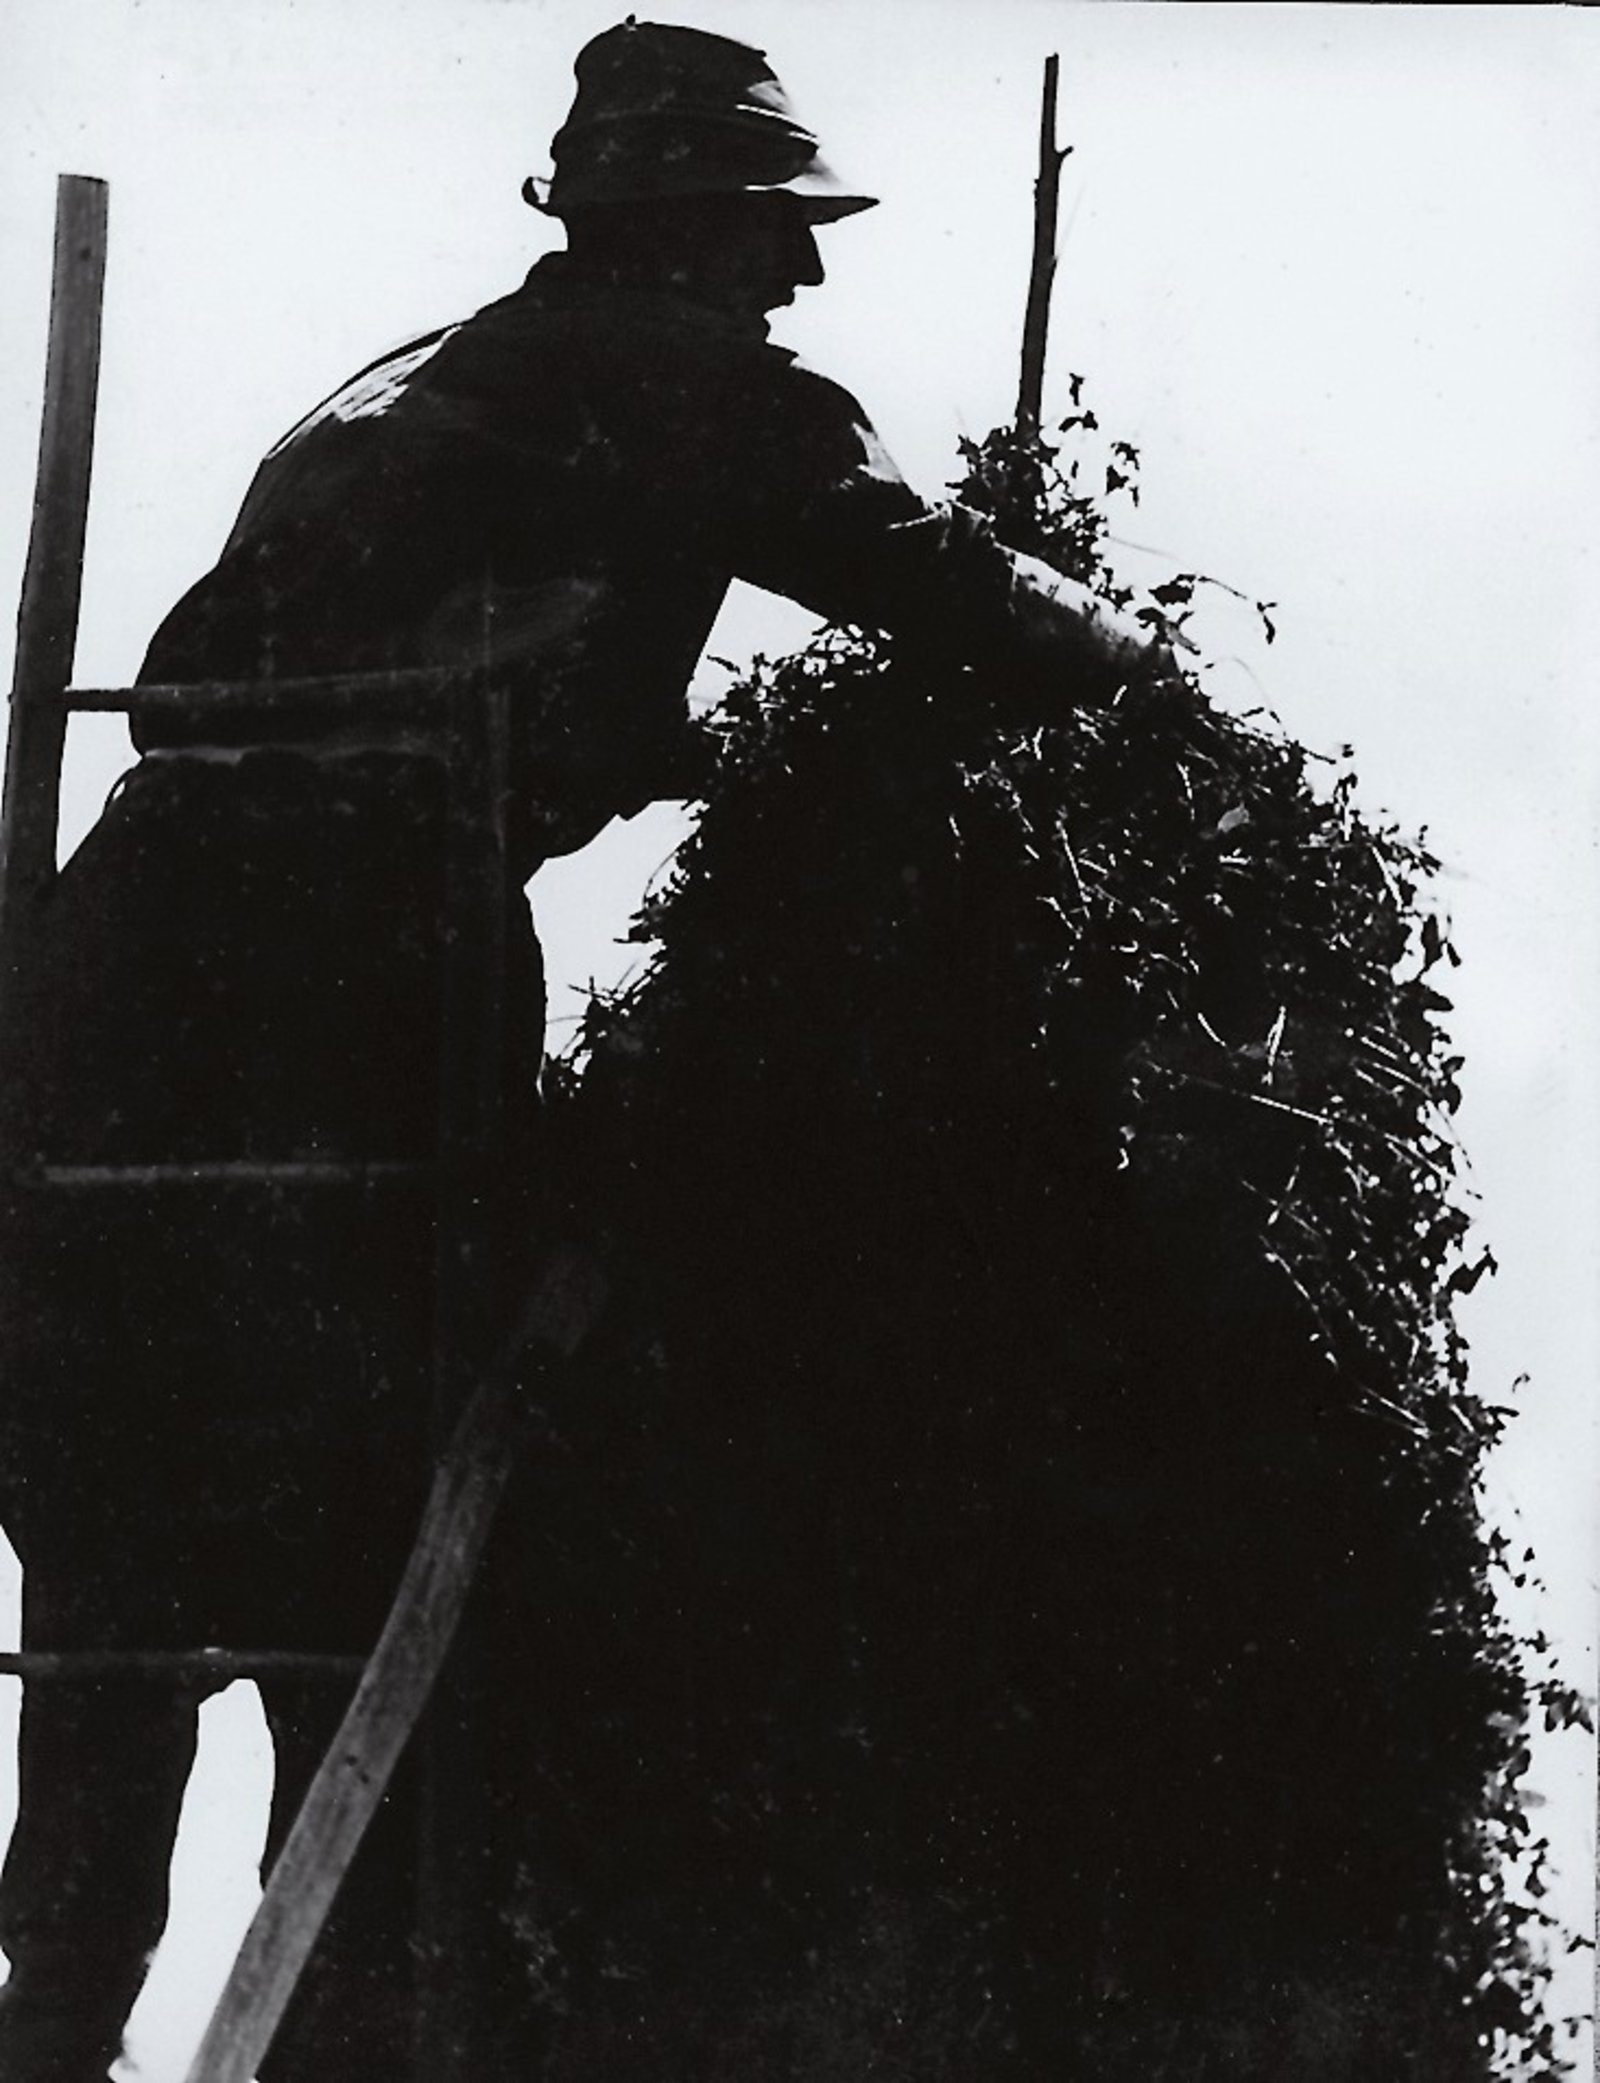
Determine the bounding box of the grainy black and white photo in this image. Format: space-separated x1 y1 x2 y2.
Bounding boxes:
0 5 1595 2078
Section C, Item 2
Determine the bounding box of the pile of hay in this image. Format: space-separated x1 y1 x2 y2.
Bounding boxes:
512 418 1561 2078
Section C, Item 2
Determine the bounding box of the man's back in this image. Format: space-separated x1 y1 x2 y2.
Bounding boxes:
135 250 945 845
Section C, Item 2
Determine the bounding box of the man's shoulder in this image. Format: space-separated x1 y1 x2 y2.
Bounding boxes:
429 259 882 459
250 259 886 503
262 325 465 459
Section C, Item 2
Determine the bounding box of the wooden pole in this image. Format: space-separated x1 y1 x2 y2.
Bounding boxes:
182 1249 607 2083
1015 57 1069 441
0 175 108 948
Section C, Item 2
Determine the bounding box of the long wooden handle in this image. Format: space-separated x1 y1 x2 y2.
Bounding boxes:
182 1246 607 2083
1 174 108 946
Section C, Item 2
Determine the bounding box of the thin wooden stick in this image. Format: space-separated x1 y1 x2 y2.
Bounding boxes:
1015 57 1069 440
0 175 108 944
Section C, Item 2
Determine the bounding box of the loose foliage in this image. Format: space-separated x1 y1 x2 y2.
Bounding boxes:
516 403 1576 2077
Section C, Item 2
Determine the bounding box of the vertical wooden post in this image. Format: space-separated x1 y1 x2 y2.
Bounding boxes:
1015 57 1068 441
417 669 515 2077
0 175 109 952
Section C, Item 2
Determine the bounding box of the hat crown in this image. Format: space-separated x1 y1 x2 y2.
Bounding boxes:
534 18 876 223
566 21 798 131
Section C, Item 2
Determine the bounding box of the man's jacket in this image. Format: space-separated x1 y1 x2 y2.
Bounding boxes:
139 251 1084 857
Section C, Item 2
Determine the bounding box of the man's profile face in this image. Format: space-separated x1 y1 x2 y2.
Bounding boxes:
562 191 832 327
671 194 828 322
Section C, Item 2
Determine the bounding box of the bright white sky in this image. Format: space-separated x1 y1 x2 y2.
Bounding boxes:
2 3 1597 2074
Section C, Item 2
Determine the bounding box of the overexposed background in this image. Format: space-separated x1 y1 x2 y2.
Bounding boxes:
1 2 1596 2073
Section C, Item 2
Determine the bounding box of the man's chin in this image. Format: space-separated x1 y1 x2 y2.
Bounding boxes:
722 290 791 335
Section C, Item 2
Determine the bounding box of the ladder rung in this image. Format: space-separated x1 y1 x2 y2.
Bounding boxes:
15 1160 433 1190
0 1648 366 1682
67 667 472 729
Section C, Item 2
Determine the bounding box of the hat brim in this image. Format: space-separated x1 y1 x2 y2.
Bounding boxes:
524 176 878 221
772 172 878 223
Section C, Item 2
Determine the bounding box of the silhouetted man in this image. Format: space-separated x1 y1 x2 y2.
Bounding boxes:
0 21 1161 2080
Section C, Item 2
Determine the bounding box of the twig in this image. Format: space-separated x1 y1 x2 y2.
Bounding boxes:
1016 56 1071 439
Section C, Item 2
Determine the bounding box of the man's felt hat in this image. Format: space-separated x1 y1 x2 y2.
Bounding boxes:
524 18 877 221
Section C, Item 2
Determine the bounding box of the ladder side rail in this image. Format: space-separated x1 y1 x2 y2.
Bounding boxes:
0 175 108 959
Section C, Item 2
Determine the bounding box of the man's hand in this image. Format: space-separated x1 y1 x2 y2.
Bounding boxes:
1007 551 1189 702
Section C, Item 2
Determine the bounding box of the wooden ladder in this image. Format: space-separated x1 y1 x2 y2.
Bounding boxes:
0 173 563 2083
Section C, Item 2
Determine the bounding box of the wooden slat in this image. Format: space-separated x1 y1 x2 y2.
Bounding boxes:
0 176 108 944
0 1649 364 1683
19 1160 430 1189
181 1250 606 2083
70 664 466 730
